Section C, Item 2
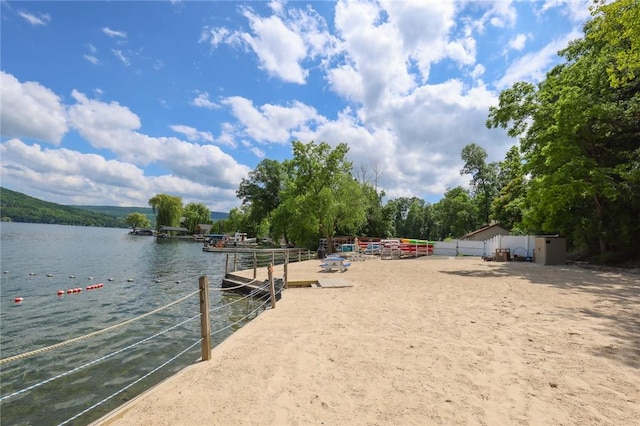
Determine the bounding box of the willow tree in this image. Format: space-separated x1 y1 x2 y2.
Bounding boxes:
148 194 183 230
183 202 211 233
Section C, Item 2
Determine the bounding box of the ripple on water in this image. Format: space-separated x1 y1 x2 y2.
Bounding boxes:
1 223 249 425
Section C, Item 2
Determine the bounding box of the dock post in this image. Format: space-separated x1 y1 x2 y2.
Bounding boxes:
225 254 229 274
268 263 276 309
271 251 275 266
284 252 289 289
298 249 302 262
233 254 237 272
199 276 211 361
253 252 257 279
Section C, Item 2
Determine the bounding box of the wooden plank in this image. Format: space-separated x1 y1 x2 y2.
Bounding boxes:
287 280 318 288
317 278 352 288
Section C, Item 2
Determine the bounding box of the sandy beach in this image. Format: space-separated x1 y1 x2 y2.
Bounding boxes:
93 255 640 425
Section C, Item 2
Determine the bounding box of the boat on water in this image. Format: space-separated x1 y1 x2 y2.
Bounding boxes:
128 229 155 236
202 232 257 251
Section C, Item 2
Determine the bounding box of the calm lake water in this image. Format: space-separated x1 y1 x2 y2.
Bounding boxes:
0 222 260 425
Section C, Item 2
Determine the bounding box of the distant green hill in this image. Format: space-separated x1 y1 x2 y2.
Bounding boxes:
74 205 228 222
0 186 229 229
0 187 126 228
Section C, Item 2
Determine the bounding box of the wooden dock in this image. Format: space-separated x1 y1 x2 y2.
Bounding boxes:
317 278 353 288
221 273 282 300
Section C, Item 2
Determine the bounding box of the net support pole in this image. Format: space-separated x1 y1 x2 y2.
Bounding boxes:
199 276 212 361
268 263 276 309
253 252 257 279
284 252 289 289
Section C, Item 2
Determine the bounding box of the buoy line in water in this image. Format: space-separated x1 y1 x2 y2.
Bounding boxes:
0 289 200 365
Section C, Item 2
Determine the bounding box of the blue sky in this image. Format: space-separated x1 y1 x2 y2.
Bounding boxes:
1 0 592 212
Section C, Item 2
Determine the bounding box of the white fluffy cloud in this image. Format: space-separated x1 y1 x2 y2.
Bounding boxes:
200 4 335 84
191 92 219 110
496 30 581 89
67 90 250 189
222 96 324 144
509 33 528 51
170 125 214 143
0 72 68 144
1 74 250 209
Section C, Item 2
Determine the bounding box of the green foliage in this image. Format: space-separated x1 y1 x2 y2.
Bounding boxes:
264 141 368 250
357 183 393 238
486 0 640 260
183 202 211 233
148 194 183 230
460 143 499 224
125 212 151 232
491 146 526 229
237 159 284 228
587 0 640 88
73 206 155 225
223 205 252 234
0 187 126 227
432 187 478 239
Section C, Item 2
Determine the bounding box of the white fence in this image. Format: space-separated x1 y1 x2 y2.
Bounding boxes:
457 240 486 256
484 235 535 259
432 235 535 259
432 241 458 256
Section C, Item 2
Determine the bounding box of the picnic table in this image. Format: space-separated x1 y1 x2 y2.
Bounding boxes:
320 256 351 272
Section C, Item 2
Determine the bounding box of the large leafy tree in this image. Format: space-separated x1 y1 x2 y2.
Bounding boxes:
272 141 367 251
460 143 498 225
432 187 477 239
404 198 427 239
386 197 421 237
183 202 211 233
487 0 640 260
358 182 393 238
588 0 640 88
125 212 151 233
148 194 183 230
237 159 284 228
491 145 527 230
224 205 250 234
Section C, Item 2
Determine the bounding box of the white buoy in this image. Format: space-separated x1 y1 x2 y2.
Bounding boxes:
29 273 36 276
154 279 161 283
47 274 53 277
69 275 76 279
127 278 134 282
108 278 114 281
175 280 181 284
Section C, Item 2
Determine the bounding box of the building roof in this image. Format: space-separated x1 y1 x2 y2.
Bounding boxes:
461 223 509 239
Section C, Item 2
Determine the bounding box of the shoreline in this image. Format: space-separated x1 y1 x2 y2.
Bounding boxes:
93 256 640 425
